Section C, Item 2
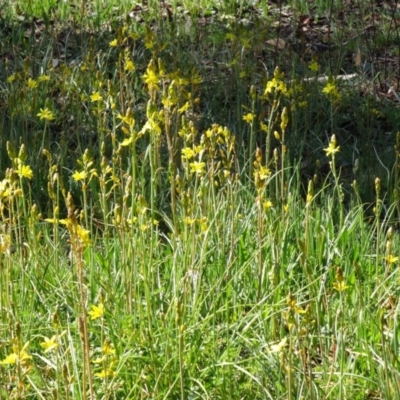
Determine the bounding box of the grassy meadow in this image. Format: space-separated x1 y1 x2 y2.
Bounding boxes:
1 0 400 398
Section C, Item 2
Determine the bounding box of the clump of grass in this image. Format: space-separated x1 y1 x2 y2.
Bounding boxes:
1 1 400 399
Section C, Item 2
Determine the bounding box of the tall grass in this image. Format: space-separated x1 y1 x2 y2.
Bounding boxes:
0 1 400 399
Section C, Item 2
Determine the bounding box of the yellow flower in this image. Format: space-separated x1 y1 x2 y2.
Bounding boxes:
95 366 116 378
117 112 135 128
260 122 268 133
322 81 340 99
37 108 55 121
308 60 319 72
17 164 33 179
243 113 255 124
265 77 287 95
90 92 103 102
76 224 91 246
181 147 195 160
27 78 38 89
1 341 32 366
88 303 104 320
263 200 273 210
101 341 115 356
40 336 59 353
385 254 399 264
7 74 16 83
258 165 271 180
333 280 349 292
109 38 118 47
0 353 18 365
324 135 340 157
189 161 206 176
72 170 87 181
178 102 190 114
142 66 160 91
124 59 135 72
38 75 50 82
270 337 287 353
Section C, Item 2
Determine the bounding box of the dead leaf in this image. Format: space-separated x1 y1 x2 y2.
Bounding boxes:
266 38 285 50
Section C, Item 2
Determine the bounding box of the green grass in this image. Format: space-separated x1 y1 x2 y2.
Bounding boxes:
1 0 400 399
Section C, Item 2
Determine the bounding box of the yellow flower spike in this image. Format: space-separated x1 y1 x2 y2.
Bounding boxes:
1 341 32 366
258 165 271 180
76 224 91 246
101 341 116 356
95 366 116 378
181 147 195 160
90 92 103 102
263 200 273 210
88 303 104 320
270 337 287 353
322 80 340 100
260 122 268 133
243 113 255 124
37 107 55 121
40 335 59 353
38 74 50 82
280 107 288 131
72 170 87 182
189 161 206 176
324 135 340 157
124 58 135 72
385 254 399 264
333 280 349 292
308 59 319 72
16 164 33 180
27 77 38 89
109 38 118 47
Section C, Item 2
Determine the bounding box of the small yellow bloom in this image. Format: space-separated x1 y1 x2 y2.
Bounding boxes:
263 200 273 210
95 367 116 378
124 59 135 72
109 38 118 47
142 67 160 91
0 353 18 365
1 341 32 366
324 135 340 157
178 102 190 114
90 92 103 102
258 165 271 180
72 170 87 181
37 108 55 121
76 224 91 246
17 164 33 179
102 341 115 356
181 147 195 160
38 75 50 82
189 161 206 176
243 113 255 124
270 337 287 353
333 280 349 292
308 60 319 72
260 122 268 133
322 81 340 99
7 74 16 83
88 303 104 320
385 254 399 264
27 78 38 89
40 336 59 353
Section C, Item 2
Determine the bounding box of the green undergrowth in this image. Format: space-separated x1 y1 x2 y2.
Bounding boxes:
1 1 400 399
